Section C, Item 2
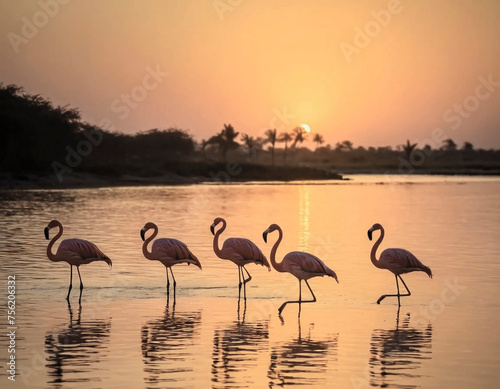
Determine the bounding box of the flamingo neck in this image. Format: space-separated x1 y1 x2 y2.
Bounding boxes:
270 227 286 272
371 227 385 269
142 225 158 260
212 220 226 258
47 222 63 262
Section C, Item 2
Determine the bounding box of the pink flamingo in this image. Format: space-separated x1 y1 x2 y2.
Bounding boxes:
368 223 432 305
141 222 202 297
263 224 338 315
210 217 270 299
44 220 111 305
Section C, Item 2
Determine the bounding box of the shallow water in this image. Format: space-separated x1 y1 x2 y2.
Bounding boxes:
0 175 499 388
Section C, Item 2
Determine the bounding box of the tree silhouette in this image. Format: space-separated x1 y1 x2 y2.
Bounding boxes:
0 83 81 173
462 141 474 152
313 134 325 150
264 128 277 166
278 132 292 165
291 126 307 149
442 138 457 151
335 140 353 152
207 124 240 161
402 139 418 160
200 139 209 160
241 133 261 160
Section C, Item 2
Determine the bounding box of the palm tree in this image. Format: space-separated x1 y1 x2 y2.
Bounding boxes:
313 134 325 150
277 131 292 165
241 133 258 159
291 126 307 149
264 128 277 166
402 139 418 160
208 124 240 161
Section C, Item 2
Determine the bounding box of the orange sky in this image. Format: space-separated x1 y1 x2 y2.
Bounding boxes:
1 0 500 149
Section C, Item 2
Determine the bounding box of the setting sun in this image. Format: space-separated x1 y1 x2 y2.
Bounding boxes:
300 124 311 133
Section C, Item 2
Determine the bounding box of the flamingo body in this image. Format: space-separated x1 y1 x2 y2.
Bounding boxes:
149 238 201 268
368 223 432 305
263 224 338 315
44 219 111 305
211 217 270 299
141 222 201 297
218 237 269 269
54 239 110 266
378 248 432 277
280 251 337 281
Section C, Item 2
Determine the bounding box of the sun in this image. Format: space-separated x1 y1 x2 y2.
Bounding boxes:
300 123 311 133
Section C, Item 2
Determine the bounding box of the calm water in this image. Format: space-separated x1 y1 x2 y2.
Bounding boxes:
0 175 499 388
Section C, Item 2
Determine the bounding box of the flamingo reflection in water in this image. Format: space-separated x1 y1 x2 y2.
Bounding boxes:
211 303 269 388
368 307 433 389
263 224 338 315
45 305 112 385
141 304 202 387
44 220 112 305
268 317 338 387
140 222 202 299
368 223 432 305
211 217 270 300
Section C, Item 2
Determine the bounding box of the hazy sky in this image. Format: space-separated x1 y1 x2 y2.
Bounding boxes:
1 0 500 149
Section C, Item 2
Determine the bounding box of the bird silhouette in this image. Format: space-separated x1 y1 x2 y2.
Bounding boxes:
263 224 338 315
44 220 111 305
368 223 432 305
141 222 202 298
210 217 270 300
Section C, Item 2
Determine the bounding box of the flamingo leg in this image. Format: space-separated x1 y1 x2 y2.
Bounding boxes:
238 266 242 293
166 267 170 296
242 266 252 285
377 275 411 305
278 280 317 315
242 266 252 300
76 266 83 306
66 265 73 302
169 267 176 299
398 275 411 297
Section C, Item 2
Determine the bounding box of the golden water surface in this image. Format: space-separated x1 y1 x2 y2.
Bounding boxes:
0 175 499 388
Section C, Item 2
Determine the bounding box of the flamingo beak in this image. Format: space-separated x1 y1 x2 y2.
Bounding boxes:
262 231 268 243
140 228 146 241
210 224 215 235
367 228 373 241
44 227 50 240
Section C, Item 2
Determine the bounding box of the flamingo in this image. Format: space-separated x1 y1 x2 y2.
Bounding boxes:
44 220 112 305
368 223 432 305
263 224 338 315
210 217 270 299
141 222 202 297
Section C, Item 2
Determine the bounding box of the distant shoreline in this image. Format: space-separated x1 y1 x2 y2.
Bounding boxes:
1 166 499 190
